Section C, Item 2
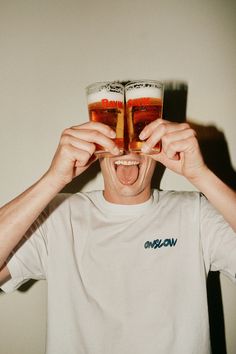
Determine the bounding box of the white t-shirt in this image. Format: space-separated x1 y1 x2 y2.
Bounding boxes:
1 190 236 354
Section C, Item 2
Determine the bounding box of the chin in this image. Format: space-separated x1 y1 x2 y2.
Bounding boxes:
116 184 145 197
104 184 149 204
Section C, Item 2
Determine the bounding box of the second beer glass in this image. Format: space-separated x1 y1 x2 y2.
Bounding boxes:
125 80 163 153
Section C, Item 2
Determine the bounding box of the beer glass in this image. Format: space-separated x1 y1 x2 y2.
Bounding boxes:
86 81 125 157
125 80 163 153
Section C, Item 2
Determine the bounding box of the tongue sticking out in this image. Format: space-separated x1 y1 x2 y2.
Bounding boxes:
116 165 139 185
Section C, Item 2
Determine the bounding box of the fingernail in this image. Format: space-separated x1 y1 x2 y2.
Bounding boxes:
112 146 121 155
110 130 116 138
141 143 150 153
139 131 146 140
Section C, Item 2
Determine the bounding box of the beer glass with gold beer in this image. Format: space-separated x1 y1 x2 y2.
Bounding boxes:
125 80 163 153
86 81 125 157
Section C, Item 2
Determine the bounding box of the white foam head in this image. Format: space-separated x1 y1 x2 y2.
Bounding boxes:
87 82 124 104
125 81 163 100
87 90 124 104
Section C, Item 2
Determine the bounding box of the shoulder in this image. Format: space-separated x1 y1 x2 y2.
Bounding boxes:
152 189 203 220
156 189 201 205
150 189 202 216
47 190 101 213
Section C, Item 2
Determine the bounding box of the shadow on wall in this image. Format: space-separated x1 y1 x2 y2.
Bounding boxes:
2 81 236 354
186 123 236 354
161 81 236 354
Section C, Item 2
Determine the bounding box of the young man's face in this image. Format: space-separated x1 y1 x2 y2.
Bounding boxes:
99 153 156 204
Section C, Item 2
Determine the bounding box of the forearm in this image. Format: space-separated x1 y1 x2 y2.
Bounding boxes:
190 168 236 232
0 122 130 269
0 172 63 268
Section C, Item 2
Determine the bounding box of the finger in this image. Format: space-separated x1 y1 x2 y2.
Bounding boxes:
140 120 190 141
62 144 97 168
74 150 94 167
139 119 166 140
164 136 198 160
152 150 179 166
61 135 96 156
162 128 196 159
69 122 116 139
140 122 192 154
62 129 120 155
75 153 98 168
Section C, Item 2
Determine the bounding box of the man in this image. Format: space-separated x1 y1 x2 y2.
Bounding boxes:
0 119 236 354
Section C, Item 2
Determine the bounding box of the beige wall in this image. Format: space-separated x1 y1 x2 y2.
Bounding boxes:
0 0 236 353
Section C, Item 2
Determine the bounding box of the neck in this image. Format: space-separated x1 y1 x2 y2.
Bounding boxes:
103 187 152 205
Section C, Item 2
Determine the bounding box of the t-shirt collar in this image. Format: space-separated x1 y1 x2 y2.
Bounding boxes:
94 190 158 216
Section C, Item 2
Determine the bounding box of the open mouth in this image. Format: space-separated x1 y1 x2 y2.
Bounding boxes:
113 158 141 185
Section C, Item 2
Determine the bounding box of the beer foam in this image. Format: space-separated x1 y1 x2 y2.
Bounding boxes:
125 86 162 100
87 90 124 104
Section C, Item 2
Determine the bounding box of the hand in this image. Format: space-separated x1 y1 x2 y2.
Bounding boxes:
47 122 120 188
139 119 208 181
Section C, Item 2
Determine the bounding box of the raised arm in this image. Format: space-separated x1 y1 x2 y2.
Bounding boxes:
140 119 236 232
0 122 120 273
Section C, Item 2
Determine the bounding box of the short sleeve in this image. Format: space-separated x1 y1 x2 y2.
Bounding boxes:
1 208 49 293
200 194 236 283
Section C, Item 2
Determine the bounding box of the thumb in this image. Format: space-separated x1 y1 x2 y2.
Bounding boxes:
151 151 181 173
75 154 98 168
74 154 98 177
151 151 178 164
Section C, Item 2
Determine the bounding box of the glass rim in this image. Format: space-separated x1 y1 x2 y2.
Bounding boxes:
86 81 124 95
125 80 163 89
